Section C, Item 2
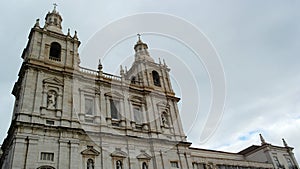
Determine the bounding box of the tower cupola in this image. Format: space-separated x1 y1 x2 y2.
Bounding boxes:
134 34 154 62
44 4 63 33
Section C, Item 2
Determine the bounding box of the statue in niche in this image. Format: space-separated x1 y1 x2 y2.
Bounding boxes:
161 112 169 126
87 159 94 169
47 90 57 109
116 160 122 169
142 162 148 169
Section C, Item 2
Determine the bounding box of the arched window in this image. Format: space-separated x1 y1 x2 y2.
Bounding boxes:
87 159 94 169
142 162 148 169
37 166 55 169
49 42 61 61
116 160 123 169
152 71 161 87
54 18 58 25
131 76 136 84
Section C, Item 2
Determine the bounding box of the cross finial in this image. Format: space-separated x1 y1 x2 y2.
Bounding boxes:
282 138 289 147
53 3 58 10
259 134 266 145
137 33 141 41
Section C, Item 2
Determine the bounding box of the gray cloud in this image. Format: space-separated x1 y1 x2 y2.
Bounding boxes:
0 0 299 162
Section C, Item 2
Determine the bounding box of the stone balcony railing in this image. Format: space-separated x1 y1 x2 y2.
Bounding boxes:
79 66 98 76
79 66 122 81
102 72 122 81
49 56 61 62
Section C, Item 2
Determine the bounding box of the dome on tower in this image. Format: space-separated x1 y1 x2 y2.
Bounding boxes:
44 4 63 33
134 34 154 62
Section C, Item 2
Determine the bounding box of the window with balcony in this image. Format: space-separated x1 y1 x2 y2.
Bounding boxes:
49 42 61 61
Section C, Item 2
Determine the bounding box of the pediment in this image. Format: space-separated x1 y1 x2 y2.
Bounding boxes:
129 95 144 104
81 147 100 156
156 101 169 108
105 91 124 99
81 86 100 94
110 150 127 158
136 152 152 160
43 77 63 86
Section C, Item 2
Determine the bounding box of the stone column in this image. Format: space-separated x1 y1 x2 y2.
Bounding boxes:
58 139 70 169
120 100 126 127
95 94 101 124
70 140 80 169
12 136 27 169
126 99 132 128
106 97 111 125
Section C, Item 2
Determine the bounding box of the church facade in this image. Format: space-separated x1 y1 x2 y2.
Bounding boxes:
0 7 299 169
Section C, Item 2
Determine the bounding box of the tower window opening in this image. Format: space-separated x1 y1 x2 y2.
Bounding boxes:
152 71 161 87
131 76 136 84
49 42 61 61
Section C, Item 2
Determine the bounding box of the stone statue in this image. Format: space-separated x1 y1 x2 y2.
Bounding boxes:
87 159 94 169
116 160 122 169
142 162 148 169
161 113 169 126
47 91 56 109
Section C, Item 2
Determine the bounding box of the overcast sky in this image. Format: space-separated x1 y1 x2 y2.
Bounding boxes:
1 0 300 162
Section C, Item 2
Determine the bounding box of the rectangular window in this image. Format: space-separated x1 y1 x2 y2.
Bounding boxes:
195 163 206 169
46 120 54 125
110 100 120 119
85 97 94 115
133 106 143 124
273 156 281 167
40 152 54 161
286 158 294 169
85 118 94 123
171 161 179 168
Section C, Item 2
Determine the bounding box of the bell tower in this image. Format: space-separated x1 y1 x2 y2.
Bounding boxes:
12 5 81 123
21 5 80 70
0 6 85 169
125 35 186 142
126 35 174 94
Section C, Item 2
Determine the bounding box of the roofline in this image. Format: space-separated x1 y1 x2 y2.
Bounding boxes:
189 147 240 155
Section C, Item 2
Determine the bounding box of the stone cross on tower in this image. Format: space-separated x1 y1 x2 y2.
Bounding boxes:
53 3 58 10
137 33 141 41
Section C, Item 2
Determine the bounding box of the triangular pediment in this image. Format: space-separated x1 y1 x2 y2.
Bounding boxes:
81 86 100 94
136 152 152 160
110 150 127 158
129 95 144 104
43 77 63 86
81 147 100 156
105 91 124 99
